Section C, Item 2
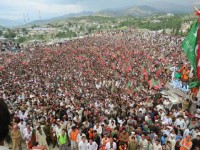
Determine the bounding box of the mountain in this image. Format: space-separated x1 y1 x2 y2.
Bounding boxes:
0 18 24 27
96 3 192 17
0 25 5 30
51 11 94 21
96 5 163 17
27 11 94 26
148 1 192 14
1 3 193 27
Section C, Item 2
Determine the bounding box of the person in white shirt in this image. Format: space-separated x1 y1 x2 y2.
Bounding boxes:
191 127 200 139
87 139 98 150
138 135 148 150
174 116 184 129
170 65 177 82
77 131 86 143
109 121 116 130
182 116 189 130
78 136 88 150
56 124 62 138
153 139 162 150
24 129 32 149
93 122 102 135
173 110 180 118
23 124 32 139
162 126 172 137
162 115 172 125
183 128 191 138
105 138 117 150
167 134 176 150
18 119 26 139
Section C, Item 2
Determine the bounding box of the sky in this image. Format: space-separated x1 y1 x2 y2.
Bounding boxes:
0 0 197 22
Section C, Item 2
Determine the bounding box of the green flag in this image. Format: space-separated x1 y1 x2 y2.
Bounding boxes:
182 21 198 74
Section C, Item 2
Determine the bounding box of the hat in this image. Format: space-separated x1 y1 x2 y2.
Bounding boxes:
131 132 135 135
170 134 175 137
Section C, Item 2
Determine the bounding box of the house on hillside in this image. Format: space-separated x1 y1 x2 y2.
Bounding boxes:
29 27 56 35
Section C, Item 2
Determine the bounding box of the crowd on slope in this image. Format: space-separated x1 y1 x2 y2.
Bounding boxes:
0 40 21 52
0 29 200 150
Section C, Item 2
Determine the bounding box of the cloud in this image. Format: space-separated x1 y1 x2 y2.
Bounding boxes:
0 0 84 21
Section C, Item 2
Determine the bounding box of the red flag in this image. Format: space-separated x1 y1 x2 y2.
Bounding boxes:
0 66 4 70
126 66 132 72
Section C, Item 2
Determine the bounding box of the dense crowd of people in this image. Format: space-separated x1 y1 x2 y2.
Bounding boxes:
0 40 21 52
0 29 200 150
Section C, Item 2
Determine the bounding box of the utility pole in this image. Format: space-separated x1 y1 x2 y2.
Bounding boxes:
27 13 30 23
23 13 26 25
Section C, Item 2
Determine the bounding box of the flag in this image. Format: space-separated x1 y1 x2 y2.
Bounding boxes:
182 21 198 75
197 23 200 79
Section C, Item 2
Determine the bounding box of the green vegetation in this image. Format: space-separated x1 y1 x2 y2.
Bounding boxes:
3 29 16 39
4 14 196 44
55 30 77 38
117 15 195 36
22 28 28 34
17 36 26 43
0 30 3 36
0 30 2 36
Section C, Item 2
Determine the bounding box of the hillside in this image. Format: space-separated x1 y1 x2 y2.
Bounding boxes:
0 18 23 27
0 25 5 29
96 5 162 17
27 11 94 26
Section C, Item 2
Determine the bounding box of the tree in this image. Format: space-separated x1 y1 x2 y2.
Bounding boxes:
17 37 26 43
3 30 16 39
38 34 44 40
55 31 77 39
175 26 180 35
22 28 28 34
0 30 2 36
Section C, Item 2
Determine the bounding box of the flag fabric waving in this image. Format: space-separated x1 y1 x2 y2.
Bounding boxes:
182 21 198 75
197 22 200 79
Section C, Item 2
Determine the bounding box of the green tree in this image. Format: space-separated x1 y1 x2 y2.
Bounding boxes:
38 34 44 40
175 26 180 35
17 37 26 43
0 30 2 36
3 30 16 39
55 31 77 39
22 28 28 34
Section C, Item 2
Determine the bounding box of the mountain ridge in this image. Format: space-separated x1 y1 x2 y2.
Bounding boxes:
0 3 193 27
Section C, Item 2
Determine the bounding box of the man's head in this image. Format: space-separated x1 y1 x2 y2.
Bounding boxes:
186 135 191 141
61 129 66 135
122 128 126 134
89 139 93 144
93 130 97 136
196 134 200 140
0 99 10 144
131 136 135 142
155 139 160 145
82 136 86 142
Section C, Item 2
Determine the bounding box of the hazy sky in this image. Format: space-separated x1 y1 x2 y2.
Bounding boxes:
0 0 197 21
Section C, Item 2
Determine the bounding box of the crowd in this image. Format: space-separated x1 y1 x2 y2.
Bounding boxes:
0 29 200 150
0 40 21 52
